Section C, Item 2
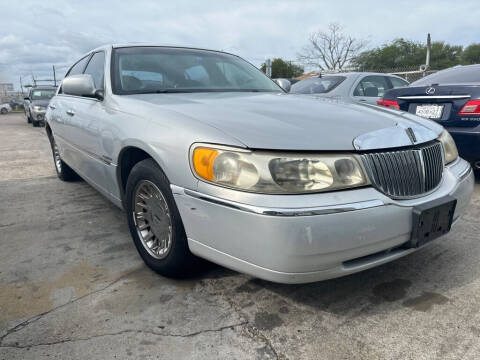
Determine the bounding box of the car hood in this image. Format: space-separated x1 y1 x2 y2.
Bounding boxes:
129 92 443 151
30 99 50 107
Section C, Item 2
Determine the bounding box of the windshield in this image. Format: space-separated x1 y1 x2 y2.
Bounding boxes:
290 76 346 94
411 65 480 86
111 47 281 94
31 89 56 100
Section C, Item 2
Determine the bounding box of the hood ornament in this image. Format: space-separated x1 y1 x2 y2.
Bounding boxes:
405 127 417 144
426 87 435 95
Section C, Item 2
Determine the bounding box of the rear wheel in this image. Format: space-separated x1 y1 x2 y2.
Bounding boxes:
50 137 77 181
125 158 199 278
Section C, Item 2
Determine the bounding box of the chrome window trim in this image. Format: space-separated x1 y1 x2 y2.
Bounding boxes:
397 95 471 100
171 185 384 217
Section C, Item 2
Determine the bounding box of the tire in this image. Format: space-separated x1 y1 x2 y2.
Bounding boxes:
50 137 77 181
125 158 199 278
32 120 39 127
27 114 32 123
0 108 7 114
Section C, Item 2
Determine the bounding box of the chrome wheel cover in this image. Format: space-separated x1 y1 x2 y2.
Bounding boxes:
53 141 62 173
132 180 172 259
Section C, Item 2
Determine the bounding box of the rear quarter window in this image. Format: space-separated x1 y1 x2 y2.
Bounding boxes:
412 66 480 85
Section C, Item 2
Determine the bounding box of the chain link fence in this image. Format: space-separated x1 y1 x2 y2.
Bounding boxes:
296 65 438 83
359 66 437 83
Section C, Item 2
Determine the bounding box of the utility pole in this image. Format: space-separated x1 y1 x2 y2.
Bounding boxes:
265 59 272 78
53 65 57 86
20 76 24 95
425 33 431 74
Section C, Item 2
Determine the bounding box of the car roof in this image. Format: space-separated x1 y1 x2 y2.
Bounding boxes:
31 86 57 90
89 43 235 56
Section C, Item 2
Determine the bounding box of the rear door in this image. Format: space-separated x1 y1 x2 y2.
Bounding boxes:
352 75 390 104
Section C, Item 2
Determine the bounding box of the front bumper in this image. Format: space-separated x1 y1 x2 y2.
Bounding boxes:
172 158 474 283
31 110 46 121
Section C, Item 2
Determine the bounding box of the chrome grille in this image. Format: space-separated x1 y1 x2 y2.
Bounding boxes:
361 142 444 198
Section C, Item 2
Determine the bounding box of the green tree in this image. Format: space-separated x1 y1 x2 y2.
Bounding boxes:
261 58 304 78
462 44 480 64
352 39 463 70
429 41 462 69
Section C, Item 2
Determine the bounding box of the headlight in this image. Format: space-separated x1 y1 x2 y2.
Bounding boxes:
33 105 46 112
438 130 458 164
191 144 369 194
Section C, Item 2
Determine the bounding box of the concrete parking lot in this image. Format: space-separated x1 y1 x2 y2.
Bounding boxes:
0 112 479 359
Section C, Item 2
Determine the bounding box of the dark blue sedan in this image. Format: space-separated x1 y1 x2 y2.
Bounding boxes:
379 65 480 171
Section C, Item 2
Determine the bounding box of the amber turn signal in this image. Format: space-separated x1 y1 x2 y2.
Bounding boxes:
192 147 219 181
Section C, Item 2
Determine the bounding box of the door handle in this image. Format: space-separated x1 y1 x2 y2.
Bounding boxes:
49 104 56 110
66 110 75 116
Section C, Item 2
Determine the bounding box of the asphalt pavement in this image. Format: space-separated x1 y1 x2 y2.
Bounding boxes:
1 112 479 359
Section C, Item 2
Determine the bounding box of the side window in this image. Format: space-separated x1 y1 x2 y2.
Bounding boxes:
84 52 105 90
390 76 409 88
353 76 390 97
66 56 91 77
59 55 91 94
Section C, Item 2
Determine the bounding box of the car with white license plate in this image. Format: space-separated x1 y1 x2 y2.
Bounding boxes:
379 64 480 171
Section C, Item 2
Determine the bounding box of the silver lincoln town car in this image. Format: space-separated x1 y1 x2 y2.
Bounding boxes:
45 45 474 283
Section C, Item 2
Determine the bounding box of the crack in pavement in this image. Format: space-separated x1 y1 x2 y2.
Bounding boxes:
224 298 286 360
0 321 248 349
0 267 143 346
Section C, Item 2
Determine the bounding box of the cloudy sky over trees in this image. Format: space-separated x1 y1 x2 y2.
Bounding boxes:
0 0 479 88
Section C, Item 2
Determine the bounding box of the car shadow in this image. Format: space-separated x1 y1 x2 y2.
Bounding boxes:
192 215 479 317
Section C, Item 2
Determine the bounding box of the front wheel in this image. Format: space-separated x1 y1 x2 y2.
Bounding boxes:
0 108 7 114
125 158 200 278
50 137 77 181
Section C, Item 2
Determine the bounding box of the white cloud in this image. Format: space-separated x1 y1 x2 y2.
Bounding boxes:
0 0 479 88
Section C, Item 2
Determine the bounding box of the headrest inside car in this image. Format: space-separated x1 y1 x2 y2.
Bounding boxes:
364 86 379 97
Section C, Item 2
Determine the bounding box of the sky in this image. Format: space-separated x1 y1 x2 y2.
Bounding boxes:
1 0 479 90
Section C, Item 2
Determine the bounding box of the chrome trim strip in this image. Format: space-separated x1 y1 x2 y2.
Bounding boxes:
397 95 470 100
55 133 115 166
171 185 384 217
458 164 473 182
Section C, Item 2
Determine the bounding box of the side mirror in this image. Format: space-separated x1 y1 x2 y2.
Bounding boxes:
274 78 291 93
62 74 97 98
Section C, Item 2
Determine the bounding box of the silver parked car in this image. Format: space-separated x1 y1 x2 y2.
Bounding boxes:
290 72 409 105
45 45 474 284
0 103 12 114
24 86 57 126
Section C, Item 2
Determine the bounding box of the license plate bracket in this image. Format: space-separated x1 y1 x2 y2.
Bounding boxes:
408 196 457 248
